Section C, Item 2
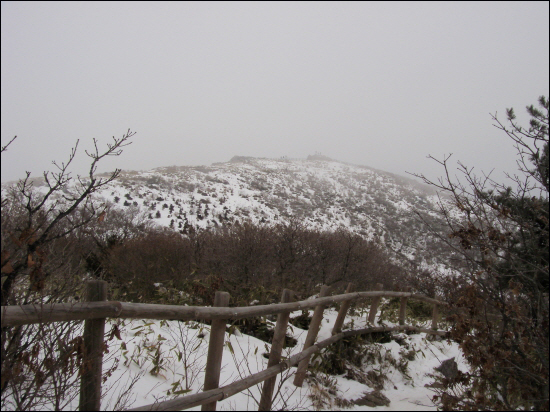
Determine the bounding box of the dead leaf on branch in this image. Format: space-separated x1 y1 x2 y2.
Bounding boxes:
1 260 14 274
1 250 10 265
29 267 45 291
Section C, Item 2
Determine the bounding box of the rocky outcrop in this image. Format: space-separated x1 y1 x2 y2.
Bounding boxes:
354 390 391 407
435 357 458 380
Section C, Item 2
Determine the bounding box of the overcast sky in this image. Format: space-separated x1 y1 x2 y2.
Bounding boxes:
1 1 549 185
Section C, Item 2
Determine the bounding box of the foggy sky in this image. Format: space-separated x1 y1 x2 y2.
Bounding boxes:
1 1 549 185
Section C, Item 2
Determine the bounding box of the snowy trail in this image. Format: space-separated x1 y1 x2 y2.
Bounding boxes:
85 307 467 411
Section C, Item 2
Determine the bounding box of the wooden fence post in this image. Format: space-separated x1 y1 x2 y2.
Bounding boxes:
399 287 411 326
79 280 107 412
367 283 383 325
202 291 231 411
431 304 439 331
332 283 355 336
293 285 330 387
258 289 292 411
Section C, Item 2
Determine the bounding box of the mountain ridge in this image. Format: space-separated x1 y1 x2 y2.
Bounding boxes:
102 156 450 272
2 155 453 273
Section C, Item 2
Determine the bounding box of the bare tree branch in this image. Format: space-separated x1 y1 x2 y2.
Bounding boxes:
1 136 17 153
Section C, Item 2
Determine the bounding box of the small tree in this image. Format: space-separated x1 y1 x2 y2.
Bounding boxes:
1 130 135 410
1 129 134 305
411 97 548 410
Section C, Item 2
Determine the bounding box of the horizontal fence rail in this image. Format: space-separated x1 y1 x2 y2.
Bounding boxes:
1 291 446 327
2 281 448 411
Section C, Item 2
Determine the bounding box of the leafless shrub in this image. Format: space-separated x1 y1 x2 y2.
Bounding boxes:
1 130 135 409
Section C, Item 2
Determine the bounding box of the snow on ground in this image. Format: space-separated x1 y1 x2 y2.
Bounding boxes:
2 158 466 410
48 305 467 411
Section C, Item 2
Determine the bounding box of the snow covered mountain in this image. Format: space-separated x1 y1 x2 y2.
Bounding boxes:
90 155 451 271
1 155 467 411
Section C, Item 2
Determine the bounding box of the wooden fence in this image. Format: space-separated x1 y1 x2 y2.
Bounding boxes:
1 281 447 411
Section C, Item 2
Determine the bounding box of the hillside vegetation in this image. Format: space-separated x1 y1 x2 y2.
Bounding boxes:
1 96 548 410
